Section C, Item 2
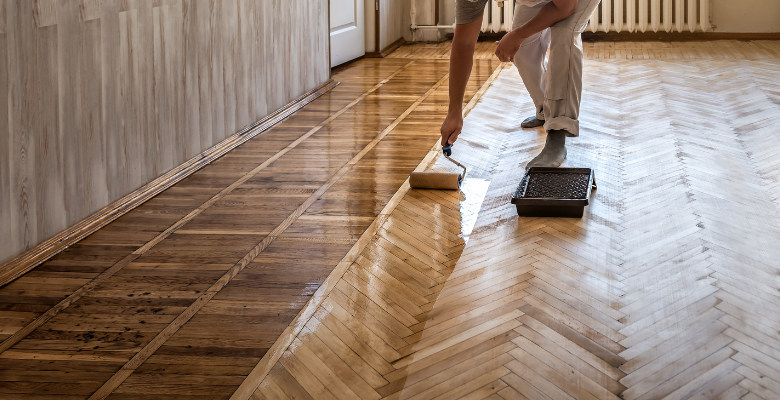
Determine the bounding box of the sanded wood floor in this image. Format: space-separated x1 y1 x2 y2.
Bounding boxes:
2 41 780 399
243 41 780 400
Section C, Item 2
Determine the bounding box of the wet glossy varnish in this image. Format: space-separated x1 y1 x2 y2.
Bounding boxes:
456 178 491 243
0 54 501 398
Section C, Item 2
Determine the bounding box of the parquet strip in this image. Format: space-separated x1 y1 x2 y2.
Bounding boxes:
233 62 507 400
0 61 415 355
89 72 459 398
0 57 500 399
250 41 780 400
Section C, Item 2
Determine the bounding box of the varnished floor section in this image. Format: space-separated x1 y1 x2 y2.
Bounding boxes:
2 41 780 399
248 41 780 400
0 54 500 399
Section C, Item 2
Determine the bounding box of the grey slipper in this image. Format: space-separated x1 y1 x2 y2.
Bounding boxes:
525 129 568 169
521 116 545 129
526 147 567 169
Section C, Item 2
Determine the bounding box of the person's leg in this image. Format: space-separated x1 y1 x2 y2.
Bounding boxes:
511 3 550 128
542 0 601 137
527 0 601 168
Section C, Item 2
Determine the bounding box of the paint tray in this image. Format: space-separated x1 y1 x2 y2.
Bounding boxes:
511 167 596 218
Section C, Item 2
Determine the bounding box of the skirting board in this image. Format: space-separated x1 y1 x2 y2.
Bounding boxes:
0 80 340 288
468 31 780 41
581 31 780 41
366 38 406 58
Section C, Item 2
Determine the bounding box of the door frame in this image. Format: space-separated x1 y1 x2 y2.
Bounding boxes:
328 0 394 67
328 0 370 68
374 1 381 54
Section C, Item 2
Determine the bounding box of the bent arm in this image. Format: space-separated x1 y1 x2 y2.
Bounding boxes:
515 0 578 39
495 0 578 62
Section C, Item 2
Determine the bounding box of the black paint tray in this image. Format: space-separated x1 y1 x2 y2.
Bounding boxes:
511 167 596 218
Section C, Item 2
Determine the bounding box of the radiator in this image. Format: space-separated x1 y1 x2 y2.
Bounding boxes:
480 0 711 33
480 1 516 33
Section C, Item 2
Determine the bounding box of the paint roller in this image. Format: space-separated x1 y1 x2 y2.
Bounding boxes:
409 144 467 190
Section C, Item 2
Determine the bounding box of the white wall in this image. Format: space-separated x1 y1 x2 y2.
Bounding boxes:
711 0 780 33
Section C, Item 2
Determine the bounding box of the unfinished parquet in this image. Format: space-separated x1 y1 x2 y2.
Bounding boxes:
248 42 780 400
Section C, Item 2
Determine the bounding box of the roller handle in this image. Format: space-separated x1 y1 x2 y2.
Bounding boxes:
441 144 467 183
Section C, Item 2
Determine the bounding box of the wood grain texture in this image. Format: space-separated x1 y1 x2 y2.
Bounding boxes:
0 1 8 274
247 41 780 400
2 40 778 399
0 79 339 288
0 0 330 265
0 51 502 399
229 60 503 400
0 1 6 34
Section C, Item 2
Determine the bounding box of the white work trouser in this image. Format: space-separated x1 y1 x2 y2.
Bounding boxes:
512 0 601 136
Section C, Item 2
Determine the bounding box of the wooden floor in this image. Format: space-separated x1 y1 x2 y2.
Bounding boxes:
2 40 780 399
0 54 500 399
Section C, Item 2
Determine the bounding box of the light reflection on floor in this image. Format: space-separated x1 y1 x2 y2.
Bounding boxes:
457 178 491 243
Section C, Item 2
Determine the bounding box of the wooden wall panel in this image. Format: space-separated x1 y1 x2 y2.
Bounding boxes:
0 1 5 34
0 0 331 264
0 1 8 262
8 1 37 256
380 0 405 50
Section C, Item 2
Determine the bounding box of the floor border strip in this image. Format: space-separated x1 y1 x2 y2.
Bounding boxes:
0 62 414 355
0 80 339 287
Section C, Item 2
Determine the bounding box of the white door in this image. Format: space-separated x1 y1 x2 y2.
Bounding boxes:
330 0 365 67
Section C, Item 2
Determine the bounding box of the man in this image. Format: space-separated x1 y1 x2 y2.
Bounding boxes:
440 0 601 168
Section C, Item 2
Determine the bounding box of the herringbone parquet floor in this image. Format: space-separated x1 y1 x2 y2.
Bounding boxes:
239 42 780 400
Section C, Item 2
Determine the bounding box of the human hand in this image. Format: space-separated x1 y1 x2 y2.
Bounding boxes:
495 30 525 62
440 111 463 146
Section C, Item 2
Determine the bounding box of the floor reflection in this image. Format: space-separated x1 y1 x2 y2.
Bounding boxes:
458 178 491 243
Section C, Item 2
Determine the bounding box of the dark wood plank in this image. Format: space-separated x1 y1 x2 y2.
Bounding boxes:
0 49 501 399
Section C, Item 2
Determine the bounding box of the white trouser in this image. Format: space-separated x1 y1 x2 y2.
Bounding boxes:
512 0 601 136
